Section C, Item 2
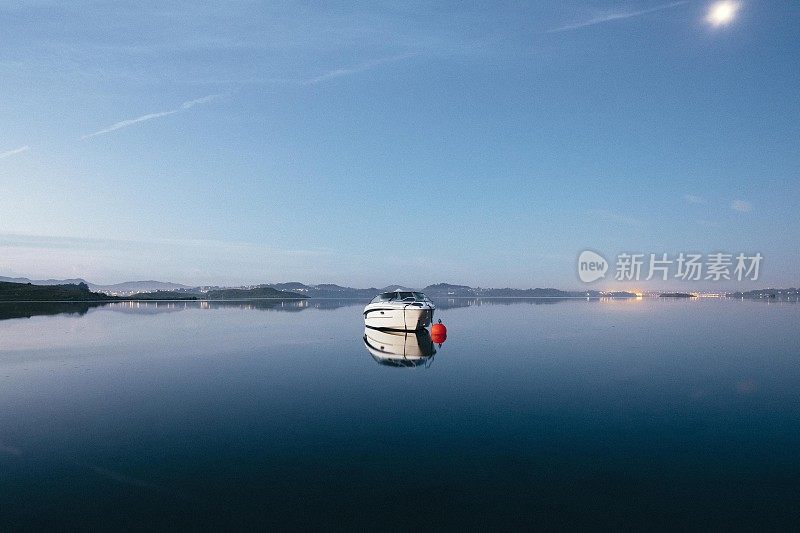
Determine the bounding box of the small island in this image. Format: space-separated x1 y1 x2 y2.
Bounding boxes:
727 288 800 300
659 292 696 298
205 287 307 300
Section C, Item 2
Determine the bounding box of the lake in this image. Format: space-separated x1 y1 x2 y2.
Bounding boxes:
1 298 798 529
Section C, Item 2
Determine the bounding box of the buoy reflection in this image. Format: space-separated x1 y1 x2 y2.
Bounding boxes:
363 327 437 368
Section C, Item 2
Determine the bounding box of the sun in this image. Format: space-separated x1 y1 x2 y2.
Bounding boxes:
707 1 741 27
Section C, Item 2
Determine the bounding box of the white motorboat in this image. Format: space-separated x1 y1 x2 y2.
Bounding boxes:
363 291 435 331
363 327 436 367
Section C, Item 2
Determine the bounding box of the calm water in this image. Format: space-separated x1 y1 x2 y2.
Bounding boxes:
1 298 798 530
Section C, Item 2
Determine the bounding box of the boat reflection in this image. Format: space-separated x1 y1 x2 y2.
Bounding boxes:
363 327 437 368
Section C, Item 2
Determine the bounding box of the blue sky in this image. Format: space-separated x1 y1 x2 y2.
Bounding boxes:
1 1 798 289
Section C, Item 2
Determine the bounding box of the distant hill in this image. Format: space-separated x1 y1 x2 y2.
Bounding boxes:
485 287 573 298
91 280 190 294
264 282 380 298
420 284 637 299
0 281 199 302
206 287 308 299
268 282 312 292
127 291 198 300
0 277 189 295
0 276 89 286
727 288 799 300
0 281 119 302
1 276 640 302
605 291 638 298
422 283 475 296
257 282 637 299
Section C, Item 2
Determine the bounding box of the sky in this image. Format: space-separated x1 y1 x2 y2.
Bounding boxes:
1 1 798 289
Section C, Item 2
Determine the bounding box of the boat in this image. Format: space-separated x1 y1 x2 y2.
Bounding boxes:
363 327 436 367
363 290 435 331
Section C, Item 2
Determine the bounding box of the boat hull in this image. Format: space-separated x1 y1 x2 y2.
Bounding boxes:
363 306 434 331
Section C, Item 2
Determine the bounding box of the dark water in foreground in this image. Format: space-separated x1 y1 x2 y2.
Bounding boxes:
1 298 798 530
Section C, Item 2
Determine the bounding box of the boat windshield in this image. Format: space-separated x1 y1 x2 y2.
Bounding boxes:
370 291 429 303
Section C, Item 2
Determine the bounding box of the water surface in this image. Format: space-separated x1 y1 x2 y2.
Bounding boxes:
1 298 798 529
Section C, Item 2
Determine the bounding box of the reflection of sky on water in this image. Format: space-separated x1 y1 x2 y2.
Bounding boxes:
1 298 799 528
2 295 757 324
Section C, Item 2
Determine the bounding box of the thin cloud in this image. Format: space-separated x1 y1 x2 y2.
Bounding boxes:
547 1 688 33
0 145 30 159
684 194 705 204
302 53 418 85
180 95 220 108
731 199 752 212
81 95 220 140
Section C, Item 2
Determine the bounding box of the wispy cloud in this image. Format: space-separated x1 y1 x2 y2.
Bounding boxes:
180 95 221 108
587 209 643 227
0 145 30 159
547 1 688 33
684 194 705 204
302 53 418 85
80 95 220 140
731 199 752 212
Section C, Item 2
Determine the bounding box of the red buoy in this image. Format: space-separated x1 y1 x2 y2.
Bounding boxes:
431 320 447 344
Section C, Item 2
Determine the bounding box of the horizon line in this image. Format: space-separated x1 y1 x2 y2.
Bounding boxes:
1 275 793 294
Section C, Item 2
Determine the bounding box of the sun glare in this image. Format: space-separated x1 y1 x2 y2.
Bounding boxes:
707 1 741 27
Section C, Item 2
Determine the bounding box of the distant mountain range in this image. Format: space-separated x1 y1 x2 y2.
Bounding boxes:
0 281 120 302
18 277 799 304
260 282 637 299
254 282 626 298
264 283 385 299
0 281 301 302
417 283 635 298
0 277 189 295
0 277 641 299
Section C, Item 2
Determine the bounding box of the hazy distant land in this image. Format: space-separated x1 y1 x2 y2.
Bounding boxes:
727 288 800 300
0 281 119 302
0 279 637 303
0 281 304 302
0 277 189 295
2 277 798 303
204 287 307 300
